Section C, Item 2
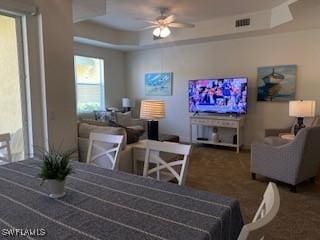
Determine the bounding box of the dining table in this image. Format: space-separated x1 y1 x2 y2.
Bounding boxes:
0 159 243 240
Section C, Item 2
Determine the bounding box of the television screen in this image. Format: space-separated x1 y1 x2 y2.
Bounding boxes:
188 78 248 114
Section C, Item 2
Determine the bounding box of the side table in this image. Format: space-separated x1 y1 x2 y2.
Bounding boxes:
159 134 179 143
132 134 179 175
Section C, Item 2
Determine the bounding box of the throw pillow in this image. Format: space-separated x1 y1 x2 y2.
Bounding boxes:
125 128 142 144
93 111 116 123
115 111 132 127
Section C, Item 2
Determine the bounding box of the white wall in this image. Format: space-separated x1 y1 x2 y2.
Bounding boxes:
74 43 126 110
35 0 77 151
125 29 320 144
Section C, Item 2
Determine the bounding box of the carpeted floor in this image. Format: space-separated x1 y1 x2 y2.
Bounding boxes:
185 145 320 240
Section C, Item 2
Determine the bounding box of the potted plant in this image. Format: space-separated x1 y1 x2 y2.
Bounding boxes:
38 148 75 198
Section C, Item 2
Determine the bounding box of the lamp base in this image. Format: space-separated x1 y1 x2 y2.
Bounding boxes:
294 117 305 135
147 120 159 141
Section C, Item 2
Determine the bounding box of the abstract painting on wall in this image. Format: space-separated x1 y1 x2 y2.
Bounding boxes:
145 72 173 96
257 65 297 102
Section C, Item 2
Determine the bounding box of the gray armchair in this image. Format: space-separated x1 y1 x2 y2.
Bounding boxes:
251 126 320 192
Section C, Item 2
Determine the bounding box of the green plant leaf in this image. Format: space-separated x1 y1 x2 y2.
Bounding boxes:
38 146 76 183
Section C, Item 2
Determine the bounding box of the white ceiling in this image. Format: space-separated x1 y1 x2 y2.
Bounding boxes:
73 0 106 22
74 0 320 51
91 0 288 31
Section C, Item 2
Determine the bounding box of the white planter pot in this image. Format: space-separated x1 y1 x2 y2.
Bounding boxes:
47 179 66 199
212 132 219 143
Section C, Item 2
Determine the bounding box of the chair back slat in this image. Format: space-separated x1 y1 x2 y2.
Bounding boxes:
0 133 10 142
86 133 123 170
238 182 280 240
0 133 12 163
146 140 191 155
143 140 191 185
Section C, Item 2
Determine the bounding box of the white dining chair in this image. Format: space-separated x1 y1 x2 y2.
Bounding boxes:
143 140 192 185
238 182 280 240
10 128 24 161
0 133 12 164
86 133 123 170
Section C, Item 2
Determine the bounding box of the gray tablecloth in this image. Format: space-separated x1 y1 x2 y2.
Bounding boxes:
0 159 243 240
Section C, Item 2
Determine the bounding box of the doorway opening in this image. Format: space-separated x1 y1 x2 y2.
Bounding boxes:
0 13 32 162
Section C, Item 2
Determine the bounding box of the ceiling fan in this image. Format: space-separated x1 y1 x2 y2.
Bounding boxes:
140 7 195 38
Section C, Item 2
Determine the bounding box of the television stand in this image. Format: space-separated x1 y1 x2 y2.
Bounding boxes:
189 115 245 153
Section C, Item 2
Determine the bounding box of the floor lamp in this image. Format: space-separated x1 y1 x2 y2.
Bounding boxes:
140 100 165 141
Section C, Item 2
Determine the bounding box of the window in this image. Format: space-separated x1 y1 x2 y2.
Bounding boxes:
74 55 105 113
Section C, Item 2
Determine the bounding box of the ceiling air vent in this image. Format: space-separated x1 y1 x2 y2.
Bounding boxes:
235 18 251 28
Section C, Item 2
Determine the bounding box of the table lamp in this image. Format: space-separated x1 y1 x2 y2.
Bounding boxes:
122 98 131 112
289 100 316 135
140 100 165 140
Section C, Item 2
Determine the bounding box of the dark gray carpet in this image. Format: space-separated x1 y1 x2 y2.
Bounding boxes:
186 145 320 240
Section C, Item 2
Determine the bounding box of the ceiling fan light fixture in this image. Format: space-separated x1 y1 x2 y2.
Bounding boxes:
153 27 161 37
160 26 171 38
153 26 171 38
142 7 194 39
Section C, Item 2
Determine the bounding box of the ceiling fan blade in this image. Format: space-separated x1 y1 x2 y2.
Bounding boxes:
141 20 159 25
168 22 195 28
164 15 175 24
135 18 159 25
140 25 158 30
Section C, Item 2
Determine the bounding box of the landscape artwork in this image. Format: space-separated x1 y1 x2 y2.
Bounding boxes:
145 72 173 96
257 65 297 102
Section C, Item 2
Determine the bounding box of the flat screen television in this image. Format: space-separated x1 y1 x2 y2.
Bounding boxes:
188 77 248 114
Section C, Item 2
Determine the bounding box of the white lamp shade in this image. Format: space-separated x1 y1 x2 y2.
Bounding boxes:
153 27 161 37
160 27 171 38
153 26 171 38
122 98 131 108
289 100 316 117
140 100 165 120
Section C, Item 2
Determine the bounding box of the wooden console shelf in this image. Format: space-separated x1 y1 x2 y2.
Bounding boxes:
189 115 245 153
